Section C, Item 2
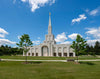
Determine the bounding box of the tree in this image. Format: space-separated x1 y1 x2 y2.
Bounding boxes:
71 35 87 62
16 34 33 63
94 41 100 55
90 45 95 55
86 45 91 55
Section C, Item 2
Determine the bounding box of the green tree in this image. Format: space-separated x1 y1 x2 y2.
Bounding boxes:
94 41 100 55
71 35 87 62
86 45 91 55
90 45 95 55
16 34 33 63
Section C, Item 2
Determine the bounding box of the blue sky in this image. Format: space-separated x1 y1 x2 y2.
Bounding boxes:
0 0 100 47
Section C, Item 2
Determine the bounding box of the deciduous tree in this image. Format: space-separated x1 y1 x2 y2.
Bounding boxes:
71 35 87 62
16 34 33 63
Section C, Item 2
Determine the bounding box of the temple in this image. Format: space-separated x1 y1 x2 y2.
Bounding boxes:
23 13 75 57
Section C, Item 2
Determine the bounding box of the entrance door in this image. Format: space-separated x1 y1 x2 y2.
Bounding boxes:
42 46 48 56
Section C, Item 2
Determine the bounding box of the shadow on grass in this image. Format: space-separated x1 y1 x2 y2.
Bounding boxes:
79 61 95 65
22 61 42 64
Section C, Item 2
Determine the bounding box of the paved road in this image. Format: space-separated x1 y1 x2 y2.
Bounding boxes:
1 59 100 62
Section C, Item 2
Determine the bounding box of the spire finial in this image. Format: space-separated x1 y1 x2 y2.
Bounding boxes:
49 12 51 16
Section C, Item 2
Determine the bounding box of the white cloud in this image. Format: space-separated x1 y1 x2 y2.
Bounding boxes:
0 39 16 46
32 40 40 45
0 27 8 38
86 37 90 40
13 0 16 4
55 32 67 43
90 9 98 16
72 14 87 24
17 35 21 39
68 33 82 40
21 0 26 2
85 9 89 12
21 0 56 12
37 37 40 39
0 27 16 46
0 27 8 34
86 27 100 46
86 27 100 39
87 39 100 46
61 41 71 44
0 34 5 38
89 7 100 16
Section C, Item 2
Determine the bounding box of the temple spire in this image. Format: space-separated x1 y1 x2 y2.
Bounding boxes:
48 12 52 34
49 12 51 26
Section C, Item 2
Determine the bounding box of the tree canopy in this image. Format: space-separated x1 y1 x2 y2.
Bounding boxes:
71 35 87 62
71 35 87 56
16 34 33 63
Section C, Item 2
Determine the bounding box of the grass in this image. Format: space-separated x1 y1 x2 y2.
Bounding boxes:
0 55 66 60
0 55 100 60
0 61 100 79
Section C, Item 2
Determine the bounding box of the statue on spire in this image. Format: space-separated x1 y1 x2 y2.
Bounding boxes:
49 12 51 16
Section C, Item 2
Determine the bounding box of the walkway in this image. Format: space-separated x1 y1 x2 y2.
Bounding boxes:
1 59 100 62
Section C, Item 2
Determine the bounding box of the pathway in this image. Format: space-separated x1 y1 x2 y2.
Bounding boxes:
1 59 100 62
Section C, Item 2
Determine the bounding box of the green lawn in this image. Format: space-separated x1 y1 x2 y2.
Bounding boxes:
0 55 100 60
0 61 100 79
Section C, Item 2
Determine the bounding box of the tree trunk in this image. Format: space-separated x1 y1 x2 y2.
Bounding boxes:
77 55 78 63
76 52 78 63
25 46 27 64
25 54 27 64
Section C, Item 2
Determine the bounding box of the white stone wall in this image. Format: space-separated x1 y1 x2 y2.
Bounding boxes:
23 44 75 57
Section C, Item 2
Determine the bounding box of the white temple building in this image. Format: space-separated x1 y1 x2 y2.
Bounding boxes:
23 13 75 57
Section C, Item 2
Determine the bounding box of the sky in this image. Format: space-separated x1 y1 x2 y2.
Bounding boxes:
0 0 100 47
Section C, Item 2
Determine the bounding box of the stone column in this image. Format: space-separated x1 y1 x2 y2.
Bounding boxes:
48 44 50 56
67 46 70 57
39 47 42 56
56 47 58 57
23 52 25 56
62 47 64 57
30 48 32 56
34 48 36 56
49 45 53 56
48 46 50 56
73 52 76 57
27 52 28 56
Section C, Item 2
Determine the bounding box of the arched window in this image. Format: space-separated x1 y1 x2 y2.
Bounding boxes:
64 53 67 57
36 53 38 56
28 53 30 56
32 53 34 56
58 53 62 57
53 53 56 56
69 53 73 57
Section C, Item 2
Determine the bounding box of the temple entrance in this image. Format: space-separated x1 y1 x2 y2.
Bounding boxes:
42 46 48 56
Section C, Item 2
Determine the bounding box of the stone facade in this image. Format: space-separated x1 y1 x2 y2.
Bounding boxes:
23 13 75 57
